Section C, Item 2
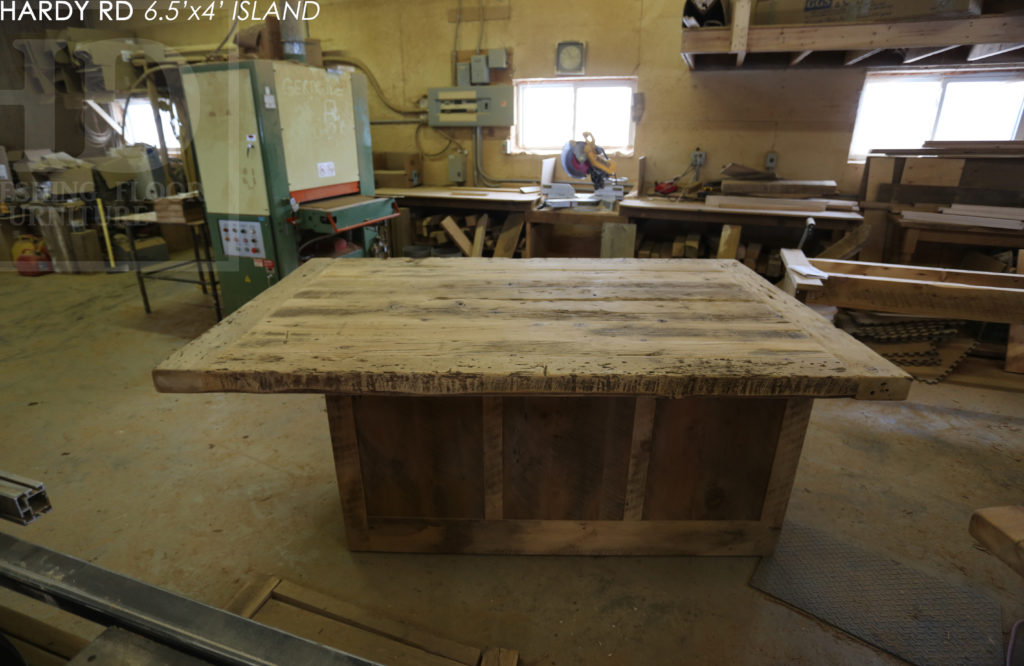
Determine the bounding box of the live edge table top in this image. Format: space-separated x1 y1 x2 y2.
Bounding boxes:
153 258 910 401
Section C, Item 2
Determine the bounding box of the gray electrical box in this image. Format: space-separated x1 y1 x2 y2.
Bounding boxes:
470 54 490 84
456 62 471 87
448 153 467 184
427 86 514 127
488 48 508 69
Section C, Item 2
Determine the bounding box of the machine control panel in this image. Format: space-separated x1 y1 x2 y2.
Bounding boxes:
218 220 267 259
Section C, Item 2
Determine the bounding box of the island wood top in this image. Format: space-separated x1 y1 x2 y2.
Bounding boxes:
153 258 910 400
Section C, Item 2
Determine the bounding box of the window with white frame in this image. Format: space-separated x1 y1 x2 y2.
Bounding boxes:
848 68 1024 162
513 77 637 154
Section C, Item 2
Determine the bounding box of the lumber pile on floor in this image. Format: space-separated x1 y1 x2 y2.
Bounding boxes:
633 230 782 276
225 576 520 666
407 213 525 258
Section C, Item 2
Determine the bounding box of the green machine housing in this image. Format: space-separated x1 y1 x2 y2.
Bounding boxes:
181 60 396 314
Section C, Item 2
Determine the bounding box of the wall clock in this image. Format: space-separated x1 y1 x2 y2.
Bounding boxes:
556 41 586 75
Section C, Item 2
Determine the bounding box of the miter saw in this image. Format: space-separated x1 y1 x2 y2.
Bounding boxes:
559 132 625 202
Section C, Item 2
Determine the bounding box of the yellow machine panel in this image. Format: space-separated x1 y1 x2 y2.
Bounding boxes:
182 68 270 216
272 63 361 194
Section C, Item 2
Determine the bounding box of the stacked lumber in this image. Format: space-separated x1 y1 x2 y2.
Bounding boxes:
704 195 857 213
154 192 204 224
414 213 525 258
900 204 1024 231
721 179 838 198
636 231 782 276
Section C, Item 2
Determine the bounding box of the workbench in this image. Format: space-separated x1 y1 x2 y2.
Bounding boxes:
619 198 863 245
153 258 909 556
376 187 539 214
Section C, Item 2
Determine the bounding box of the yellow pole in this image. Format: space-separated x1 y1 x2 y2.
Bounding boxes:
96 199 116 268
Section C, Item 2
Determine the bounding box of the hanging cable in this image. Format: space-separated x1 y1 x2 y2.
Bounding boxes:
454 0 462 53
415 123 465 159
210 17 239 56
474 127 533 186
476 0 484 53
323 55 424 116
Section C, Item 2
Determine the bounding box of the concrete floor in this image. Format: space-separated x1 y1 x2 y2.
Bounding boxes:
1 267 1022 665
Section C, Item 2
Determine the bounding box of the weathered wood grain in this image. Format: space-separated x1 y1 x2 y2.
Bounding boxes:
969 506 1024 579
482 396 504 519
623 397 656 520
361 518 780 555
441 217 473 256
154 258 909 400
471 214 490 257
643 397 787 521
760 398 814 526
502 397 635 520
352 396 485 519
1007 251 1024 373
493 215 525 258
326 395 370 548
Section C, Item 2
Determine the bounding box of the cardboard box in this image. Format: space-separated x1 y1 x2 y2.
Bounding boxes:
752 0 982 25
49 165 95 197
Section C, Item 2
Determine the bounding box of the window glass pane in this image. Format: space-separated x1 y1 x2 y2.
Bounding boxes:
848 79 942 159
518 84 574 150
933 80 1024 142
124 100 181 150
574 86 633 148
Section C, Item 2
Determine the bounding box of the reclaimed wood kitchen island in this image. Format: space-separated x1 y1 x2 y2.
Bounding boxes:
153 258 910 555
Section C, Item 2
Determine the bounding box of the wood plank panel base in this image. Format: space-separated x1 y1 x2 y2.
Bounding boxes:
326 394 813 556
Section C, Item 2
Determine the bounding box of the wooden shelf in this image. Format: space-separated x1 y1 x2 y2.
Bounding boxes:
681 13 1024 69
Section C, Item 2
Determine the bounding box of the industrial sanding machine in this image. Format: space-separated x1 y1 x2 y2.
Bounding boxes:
181 60 397 314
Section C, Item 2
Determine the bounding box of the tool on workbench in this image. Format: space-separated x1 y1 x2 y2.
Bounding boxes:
560 132 624 200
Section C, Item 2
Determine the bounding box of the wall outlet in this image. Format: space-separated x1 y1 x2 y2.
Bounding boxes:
765 151 778 171
690 150 706 168
502 139 512 155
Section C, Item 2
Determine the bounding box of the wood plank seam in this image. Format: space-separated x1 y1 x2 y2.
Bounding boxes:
760 398 814 526
623 397 657 520
1007 250 1024 373
326 395 371 548
482 397 504 520
270 580 483 665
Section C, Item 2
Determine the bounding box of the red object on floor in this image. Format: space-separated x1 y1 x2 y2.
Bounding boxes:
16 251 54 277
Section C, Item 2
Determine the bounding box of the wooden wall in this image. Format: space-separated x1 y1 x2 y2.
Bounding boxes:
131 0 870 193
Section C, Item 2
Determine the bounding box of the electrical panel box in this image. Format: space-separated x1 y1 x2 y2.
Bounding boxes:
448 153 467 184
427 86 514 127
470 54 490 84
456 62 471 87
488 48 508 69
218 219 267 259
